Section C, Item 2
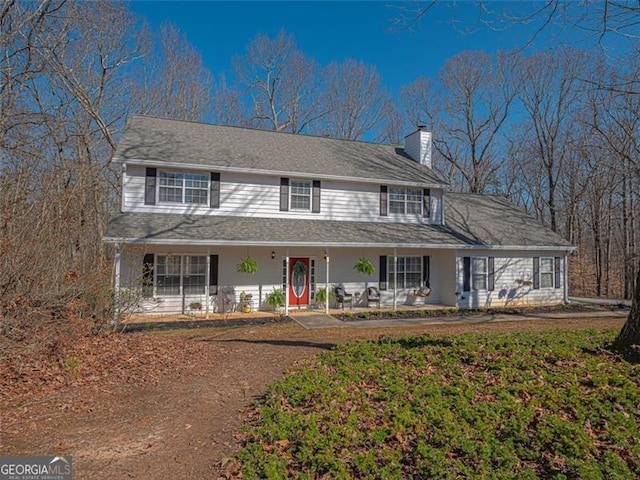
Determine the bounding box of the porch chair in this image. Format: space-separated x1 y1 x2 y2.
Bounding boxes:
214 286 237 313
334 286 353 310
366 286 381 309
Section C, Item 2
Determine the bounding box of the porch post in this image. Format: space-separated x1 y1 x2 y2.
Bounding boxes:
393 248 398 310
285 250 290 316
563 252 569 304
113 243 121 325
205 249 210 319
325 249 330 314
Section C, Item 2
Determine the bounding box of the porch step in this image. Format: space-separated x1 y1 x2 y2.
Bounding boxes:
289 313 344 329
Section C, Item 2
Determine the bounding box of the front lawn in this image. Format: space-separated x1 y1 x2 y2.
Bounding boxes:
234 329 639 479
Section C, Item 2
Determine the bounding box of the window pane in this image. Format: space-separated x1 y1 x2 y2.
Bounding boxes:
184 173 209 189
541 272 554 288
389 200 405 214
184 173 209 204
472 258 487 274
159 187 183 203
472 257 487 290
159 171 184 187
388 188 422 215
472 274 486 290
155 255 181 295
406 272 421 288
184 188 208 204
290 180 311 210
540 258 553 273
388 256 422 288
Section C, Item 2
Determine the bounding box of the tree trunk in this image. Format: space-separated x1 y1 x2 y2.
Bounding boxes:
616 263 640 345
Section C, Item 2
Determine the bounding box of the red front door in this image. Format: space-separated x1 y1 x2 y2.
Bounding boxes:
288 257 310 306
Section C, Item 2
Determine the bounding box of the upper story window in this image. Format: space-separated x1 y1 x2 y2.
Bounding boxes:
389 187 422 215
158 171 209 205
290 180 312 211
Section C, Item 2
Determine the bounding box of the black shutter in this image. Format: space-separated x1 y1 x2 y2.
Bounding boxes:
312 180 321 213
142 253 154 298
554 256 561 289
379 255 387 290
280 178 289 211
533 257 540 290
423 189 431 219
210 172 220 208
488 257 495 291
209 254 219 295
144 167 157 205
463 257 471 292
423 256 430 287
380 186 388 216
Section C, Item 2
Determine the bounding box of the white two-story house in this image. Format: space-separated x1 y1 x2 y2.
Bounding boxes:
104 115 574 316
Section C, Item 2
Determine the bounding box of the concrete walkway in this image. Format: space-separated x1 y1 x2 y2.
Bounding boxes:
569 296 632 307
290 309 628 330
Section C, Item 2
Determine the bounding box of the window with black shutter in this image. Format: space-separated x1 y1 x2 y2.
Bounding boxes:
209 254 219 295
210 172 220 208
380 186 388 216
379 255 387 290
144 168 157 205
280 178 289 211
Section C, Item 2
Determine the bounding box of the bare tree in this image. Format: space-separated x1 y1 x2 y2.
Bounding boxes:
403 51 518 193
211 73 246 127
513 49 588 232
319 59 392 141
134 22 212 122
233 30 320 133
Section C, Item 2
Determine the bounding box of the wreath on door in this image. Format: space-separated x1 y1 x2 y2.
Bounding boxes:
292 260 308 299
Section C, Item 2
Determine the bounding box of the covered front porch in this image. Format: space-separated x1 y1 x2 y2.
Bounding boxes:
114 245 459 319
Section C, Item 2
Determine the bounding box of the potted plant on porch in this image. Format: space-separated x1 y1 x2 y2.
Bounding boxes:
353 257 376 276
353 258 376 306
236 255 259 274
266 287 285 314
315 286 335 308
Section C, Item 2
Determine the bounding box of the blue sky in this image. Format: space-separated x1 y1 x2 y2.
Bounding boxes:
130 1 625 97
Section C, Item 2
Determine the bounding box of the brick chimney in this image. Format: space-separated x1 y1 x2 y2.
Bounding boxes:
404 125 432 169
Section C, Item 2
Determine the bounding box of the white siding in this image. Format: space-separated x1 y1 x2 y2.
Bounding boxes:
123 165 444 225
455 251 565 309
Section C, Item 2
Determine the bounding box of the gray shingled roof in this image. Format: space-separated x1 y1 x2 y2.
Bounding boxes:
114 115 448 186
105 194 573 249
445 193 573 248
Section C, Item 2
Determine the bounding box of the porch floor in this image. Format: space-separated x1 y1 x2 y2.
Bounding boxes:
125 304 453 325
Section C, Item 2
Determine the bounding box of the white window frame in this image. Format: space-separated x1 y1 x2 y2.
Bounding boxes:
290 179 312 211
472 257 487 291
158 170 209 206
388 256 422 289
155 254 207 296
540 257 554 288
389 187 422 215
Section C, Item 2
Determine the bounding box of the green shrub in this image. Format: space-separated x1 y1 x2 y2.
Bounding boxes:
235 329 640 478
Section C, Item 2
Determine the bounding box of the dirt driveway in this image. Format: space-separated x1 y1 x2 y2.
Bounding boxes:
1 316 626 479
